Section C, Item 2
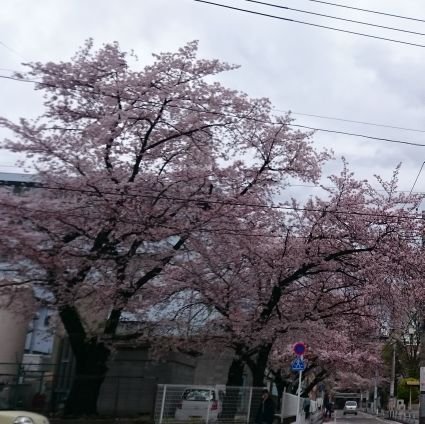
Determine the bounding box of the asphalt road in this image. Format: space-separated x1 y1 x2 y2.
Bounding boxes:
331 411 389 424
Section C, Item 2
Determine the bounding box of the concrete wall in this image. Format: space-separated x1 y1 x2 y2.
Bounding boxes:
97 347 237 417
0 290 35 379
97 348 197 416
193 350 234 385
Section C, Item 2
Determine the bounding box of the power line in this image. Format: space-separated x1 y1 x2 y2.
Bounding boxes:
2 66 424 135
278 110 425 134
297 0 425 24
2 74 425 150
0 171 422 196
0 41 27 62
2 183 423 242
0 74 41 85
10 182 424 222
409 161 425 196
0 164 26 169
287 183 425 195
290 124 425 148
2 69 424 135
193 0 425 48
5 200 422 242
243 0 425 37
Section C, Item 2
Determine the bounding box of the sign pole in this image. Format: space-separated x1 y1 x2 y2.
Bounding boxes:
296 361 303 424
292 342 306 424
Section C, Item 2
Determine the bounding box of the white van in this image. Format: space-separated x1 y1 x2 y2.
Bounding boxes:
343 401 358 415
175 386 225 422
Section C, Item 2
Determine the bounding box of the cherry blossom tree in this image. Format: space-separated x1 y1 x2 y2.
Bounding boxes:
268 316 383 397
151 165 423 392
0 40 329 414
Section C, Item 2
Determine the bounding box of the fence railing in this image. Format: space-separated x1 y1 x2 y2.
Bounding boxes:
386 410 418 424
154 384 263 424
0 372 159 416
154 385 319 424
279 392 320 424
361 408 418 424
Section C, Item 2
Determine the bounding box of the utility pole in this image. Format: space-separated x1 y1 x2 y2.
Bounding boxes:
390 342 396 401
420 320 425 424
374 371 378 414
420 331 425 424
420 211 425 424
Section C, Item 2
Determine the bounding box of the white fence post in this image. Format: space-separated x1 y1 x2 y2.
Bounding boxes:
206 399 211 424
159 384 167 424
296 368 303 424
247 387 253 424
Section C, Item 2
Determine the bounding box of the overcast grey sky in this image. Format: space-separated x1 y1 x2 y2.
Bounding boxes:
2 0 425 196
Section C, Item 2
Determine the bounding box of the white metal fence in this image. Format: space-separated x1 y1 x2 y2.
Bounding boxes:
279 392 320 424
154 385 265 424
154 384 320 424
386 410 418 424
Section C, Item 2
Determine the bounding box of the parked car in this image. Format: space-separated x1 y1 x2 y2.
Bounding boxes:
0 411 49 424
175 386 225 422
343 401 358 415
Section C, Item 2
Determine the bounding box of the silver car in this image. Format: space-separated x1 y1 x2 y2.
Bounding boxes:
343 401 358 415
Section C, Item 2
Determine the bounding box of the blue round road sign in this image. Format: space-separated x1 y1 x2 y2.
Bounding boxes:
293 342 306 356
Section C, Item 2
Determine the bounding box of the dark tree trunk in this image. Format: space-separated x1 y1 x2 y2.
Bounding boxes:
221 357 245 421
64 340 110 415
59 306 111 416
274 371 287 413
250 344 272 387
226 357 245 386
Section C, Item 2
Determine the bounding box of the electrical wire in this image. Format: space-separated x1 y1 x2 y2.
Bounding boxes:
279 110 425 134
2 69 425 136
297 0 425 24
243 0 425 37
2 73 425 149
286 183 425 195
1 170 424 195
0 41 27 61
193 0 425 48
290 124 425 148
2 72 425 200
409 161 425 196
2 186 423 241
3 182 423 222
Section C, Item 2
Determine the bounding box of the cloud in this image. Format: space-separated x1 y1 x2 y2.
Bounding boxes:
1 0 424 192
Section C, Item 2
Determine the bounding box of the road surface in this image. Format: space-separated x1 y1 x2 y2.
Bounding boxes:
331 411 392 424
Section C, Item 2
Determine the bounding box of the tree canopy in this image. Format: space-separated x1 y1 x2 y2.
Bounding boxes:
0 40 423 414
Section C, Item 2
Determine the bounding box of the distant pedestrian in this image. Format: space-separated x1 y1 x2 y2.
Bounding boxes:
324 394 332 419
256 389 276 424
303 398 311 419
325 402 332 419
